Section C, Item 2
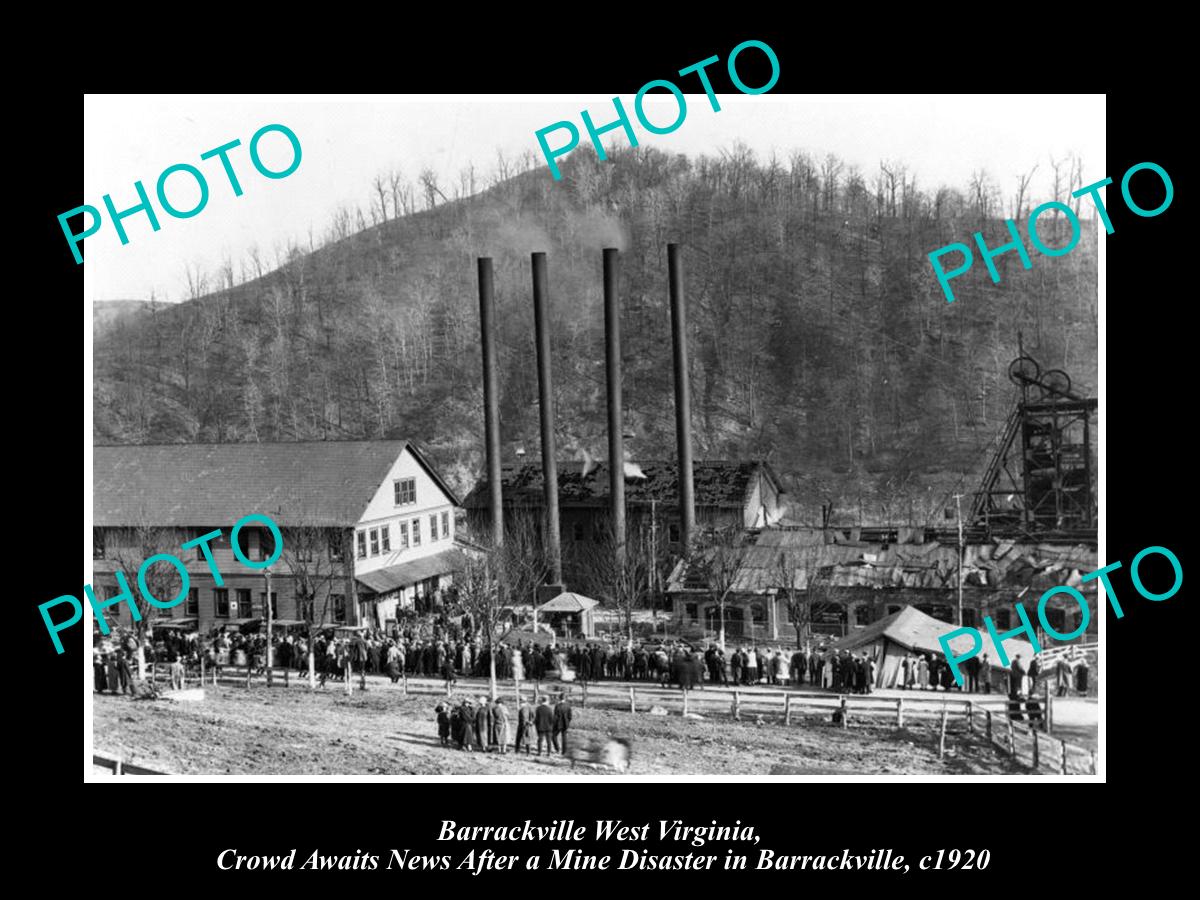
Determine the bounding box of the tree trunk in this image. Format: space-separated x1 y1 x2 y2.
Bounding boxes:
308 637 316 690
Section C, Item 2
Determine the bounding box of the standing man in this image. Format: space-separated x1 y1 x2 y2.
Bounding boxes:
553 692 573 756
475 696 491 752
534 696 555 756
492 697 510 755
516 695 535 755
965 653 981 693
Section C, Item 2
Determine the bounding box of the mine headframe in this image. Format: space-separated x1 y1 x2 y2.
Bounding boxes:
969 355 1096 539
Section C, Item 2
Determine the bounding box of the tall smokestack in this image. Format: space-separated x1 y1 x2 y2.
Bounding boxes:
668 243 696 554
603 248 625 566
477 257 503 547
531 252 563 585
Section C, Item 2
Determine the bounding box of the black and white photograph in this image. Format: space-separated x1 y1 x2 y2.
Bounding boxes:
83 92 1105 779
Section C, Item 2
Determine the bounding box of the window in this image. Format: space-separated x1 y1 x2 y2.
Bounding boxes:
93 528 105 559
430 514 439 541
214 589 230 617
394 478 416 506
993 609 1012 630
259 592 278 618
750 603 767 624
235 589 252 618
572 521 585 542
185 588 199 617
235 528 256 561
329 535 345 562
412 518 422 546
258 528 276 561
369 528 380 556
887 605 903 616
194 528 225 561
963 609 980 628
855 605 872 626
356 531 367 559
381 524 390 552
331 593 347 624
441 511 450 538
668 524 681 544
685 602 698 623
399 521 409 548
291 537 314 563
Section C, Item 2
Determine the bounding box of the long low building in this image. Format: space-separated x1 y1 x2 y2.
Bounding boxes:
92 440 465 634
666 526 1098 646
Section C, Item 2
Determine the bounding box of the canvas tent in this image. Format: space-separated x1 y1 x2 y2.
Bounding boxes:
829 605 1036 689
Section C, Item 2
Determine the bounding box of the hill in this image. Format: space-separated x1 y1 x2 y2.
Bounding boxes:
91 144 1098 525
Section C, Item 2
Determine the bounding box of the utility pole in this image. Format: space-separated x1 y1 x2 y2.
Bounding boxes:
953 494 964 627
264 566 274 686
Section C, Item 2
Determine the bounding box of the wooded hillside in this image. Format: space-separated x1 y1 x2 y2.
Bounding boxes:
93 144 1097 526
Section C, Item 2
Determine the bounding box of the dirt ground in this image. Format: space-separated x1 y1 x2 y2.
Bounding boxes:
93 682 1027 776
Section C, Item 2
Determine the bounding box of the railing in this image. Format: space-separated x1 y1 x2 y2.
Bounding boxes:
93 751 166 775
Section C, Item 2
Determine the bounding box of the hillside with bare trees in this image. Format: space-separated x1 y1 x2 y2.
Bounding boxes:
93 144 1097 526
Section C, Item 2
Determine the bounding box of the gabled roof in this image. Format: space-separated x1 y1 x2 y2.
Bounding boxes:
463 459 779 510
830 605 1035 670
94 440 458 528
536 591 599 613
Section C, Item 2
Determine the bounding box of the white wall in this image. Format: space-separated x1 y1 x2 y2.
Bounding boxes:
354 448 457 576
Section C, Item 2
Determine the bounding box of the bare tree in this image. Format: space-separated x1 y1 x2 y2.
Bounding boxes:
694 525 746 652
454 532 504 700
774 546 840 649
281 523 351 687
568 519 661 647
371 173 390 223
109 521 187 672
1012 164 1039 221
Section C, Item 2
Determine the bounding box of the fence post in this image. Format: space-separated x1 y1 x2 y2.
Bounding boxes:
966 700 974 733
582 682 588 708
1045 682 1054 736
213 664 219 687
345 661 352 696
114 756 123 776
840 697 848 730
151 662 157 687
1032 729 1040 768
200 655 205 687
629 686 636 714
938 705 948 759
1007 717 1015 757
284 666 289 687
1060 739 1068 775
896 697 904 728
985 709 992 741
682 688 689 716
1091 749 1098 775
245 664 251 689
784 694 792 725
403 673 409 697
732 691 741 721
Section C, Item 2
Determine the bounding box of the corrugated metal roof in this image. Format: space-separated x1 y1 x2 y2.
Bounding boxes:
94 440 418 527
673 527 1097 594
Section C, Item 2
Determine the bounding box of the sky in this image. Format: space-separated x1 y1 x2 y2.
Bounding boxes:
83 94 1104 302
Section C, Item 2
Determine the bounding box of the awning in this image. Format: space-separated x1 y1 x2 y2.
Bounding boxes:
356 548 466 595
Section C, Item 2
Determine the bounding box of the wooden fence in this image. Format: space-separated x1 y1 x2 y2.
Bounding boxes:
93 751 166 775
134 664 1097 775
